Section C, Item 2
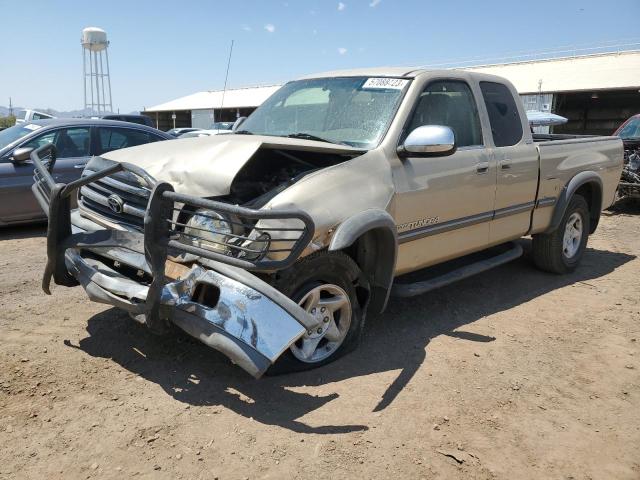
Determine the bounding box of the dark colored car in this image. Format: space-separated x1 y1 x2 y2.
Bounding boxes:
0 119 172 225
101 114 155 128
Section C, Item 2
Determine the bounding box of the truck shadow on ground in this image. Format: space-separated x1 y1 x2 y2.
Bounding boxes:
605 198 640 216
70 241 634 434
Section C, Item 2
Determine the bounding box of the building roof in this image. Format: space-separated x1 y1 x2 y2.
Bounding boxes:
144 85 282 113
144 51 640 113
465 50 640 93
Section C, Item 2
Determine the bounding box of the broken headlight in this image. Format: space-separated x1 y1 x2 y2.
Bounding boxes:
183 209 233 255
239 232 271 261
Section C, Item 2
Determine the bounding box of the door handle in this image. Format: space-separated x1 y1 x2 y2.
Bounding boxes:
74 164 86 169
500 159 512 170
476 161 489 174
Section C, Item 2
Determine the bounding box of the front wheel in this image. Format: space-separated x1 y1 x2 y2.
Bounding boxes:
532 194 590 274
267 251 368 375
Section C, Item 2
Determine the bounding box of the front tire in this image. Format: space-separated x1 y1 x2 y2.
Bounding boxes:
532 194 590 274
267 251 368 375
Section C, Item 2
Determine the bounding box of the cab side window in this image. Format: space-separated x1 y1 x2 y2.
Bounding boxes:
479 81 523 147
406 80 483 148
23 127 91 158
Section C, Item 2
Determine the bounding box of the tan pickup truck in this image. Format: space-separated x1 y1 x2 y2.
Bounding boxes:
32 68 623 377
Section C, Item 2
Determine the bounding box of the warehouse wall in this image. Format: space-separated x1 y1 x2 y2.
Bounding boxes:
554 89 640 136
149 110 191 131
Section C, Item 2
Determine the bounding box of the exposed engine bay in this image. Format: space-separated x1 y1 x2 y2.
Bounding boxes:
225 147 360 208
170 146 360 265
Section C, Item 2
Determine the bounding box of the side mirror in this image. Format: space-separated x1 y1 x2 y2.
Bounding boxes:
11 147 34 163
232 117 247 131
397 125 456 157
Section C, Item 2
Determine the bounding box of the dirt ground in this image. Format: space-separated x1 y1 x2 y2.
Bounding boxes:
1 204 639 480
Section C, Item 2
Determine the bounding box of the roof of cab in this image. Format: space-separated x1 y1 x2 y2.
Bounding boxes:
298 67 429 79
299 67 520 90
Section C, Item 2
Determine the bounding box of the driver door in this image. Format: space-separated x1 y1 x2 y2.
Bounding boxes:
0 126 92 224
393 79 496 274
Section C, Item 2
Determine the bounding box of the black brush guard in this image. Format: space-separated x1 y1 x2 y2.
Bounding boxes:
31 143 315 333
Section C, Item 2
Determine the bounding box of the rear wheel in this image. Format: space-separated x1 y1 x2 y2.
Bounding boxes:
267 251 368 375
532 195 590 274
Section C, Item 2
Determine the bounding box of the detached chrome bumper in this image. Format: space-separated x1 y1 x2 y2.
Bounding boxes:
30 144 318 378
64 246 310 378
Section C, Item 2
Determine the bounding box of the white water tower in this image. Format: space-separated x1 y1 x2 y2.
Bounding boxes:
81 27 113 114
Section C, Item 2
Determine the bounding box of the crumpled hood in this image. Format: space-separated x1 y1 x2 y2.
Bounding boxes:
99 134 360 197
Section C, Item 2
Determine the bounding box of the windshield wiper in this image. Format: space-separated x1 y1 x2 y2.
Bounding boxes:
234 130 254 135
286 132 339 144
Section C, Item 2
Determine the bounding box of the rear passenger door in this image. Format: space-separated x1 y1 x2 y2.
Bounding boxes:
95 126 164 155
479 82 539 243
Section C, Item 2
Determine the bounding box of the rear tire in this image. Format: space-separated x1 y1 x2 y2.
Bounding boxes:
532 195 590 274
267 251 368 375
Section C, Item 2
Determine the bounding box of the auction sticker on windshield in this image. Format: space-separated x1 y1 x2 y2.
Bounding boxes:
362 78 409 90
24 124 43 131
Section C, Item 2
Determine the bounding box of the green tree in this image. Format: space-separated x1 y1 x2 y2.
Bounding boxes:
0 115 16 128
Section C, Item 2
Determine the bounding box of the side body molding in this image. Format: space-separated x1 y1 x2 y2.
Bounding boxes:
329 209 398 314
546 171 603 234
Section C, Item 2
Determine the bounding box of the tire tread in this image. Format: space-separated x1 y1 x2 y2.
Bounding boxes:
532 195 589 274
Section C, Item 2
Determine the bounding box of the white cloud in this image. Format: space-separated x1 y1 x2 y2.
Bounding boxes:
264 24 276 33
338 47 348 55
337 2 346 11
241 24 252 32
369 0 381 6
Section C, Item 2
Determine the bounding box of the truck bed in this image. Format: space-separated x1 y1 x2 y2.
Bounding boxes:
533 133 616 142
528 134 624 234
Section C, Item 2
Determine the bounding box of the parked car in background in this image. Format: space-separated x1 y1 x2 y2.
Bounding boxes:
211 121 234 131
613 114 640 200
526 110 568 127
166 127 202 137
15 109 56 124
100 114 155 128
179 128 233 138
0 119 172 225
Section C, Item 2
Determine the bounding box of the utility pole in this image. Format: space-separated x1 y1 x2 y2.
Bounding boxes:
537 79 543 111
8 97 13 117
219 40 234 124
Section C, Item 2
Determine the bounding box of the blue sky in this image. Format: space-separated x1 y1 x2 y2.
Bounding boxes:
1 0 638 112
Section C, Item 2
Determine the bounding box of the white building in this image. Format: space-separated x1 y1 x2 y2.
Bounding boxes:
144 85 280 131
467 50 640 135
145 49 640 135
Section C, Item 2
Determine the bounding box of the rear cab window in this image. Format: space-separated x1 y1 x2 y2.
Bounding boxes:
479 82 523 147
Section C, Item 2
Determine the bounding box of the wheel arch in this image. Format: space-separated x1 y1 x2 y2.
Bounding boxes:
328 209 397 315
546 171 603 235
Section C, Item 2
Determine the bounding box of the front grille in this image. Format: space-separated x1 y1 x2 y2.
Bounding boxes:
78 168 152 229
